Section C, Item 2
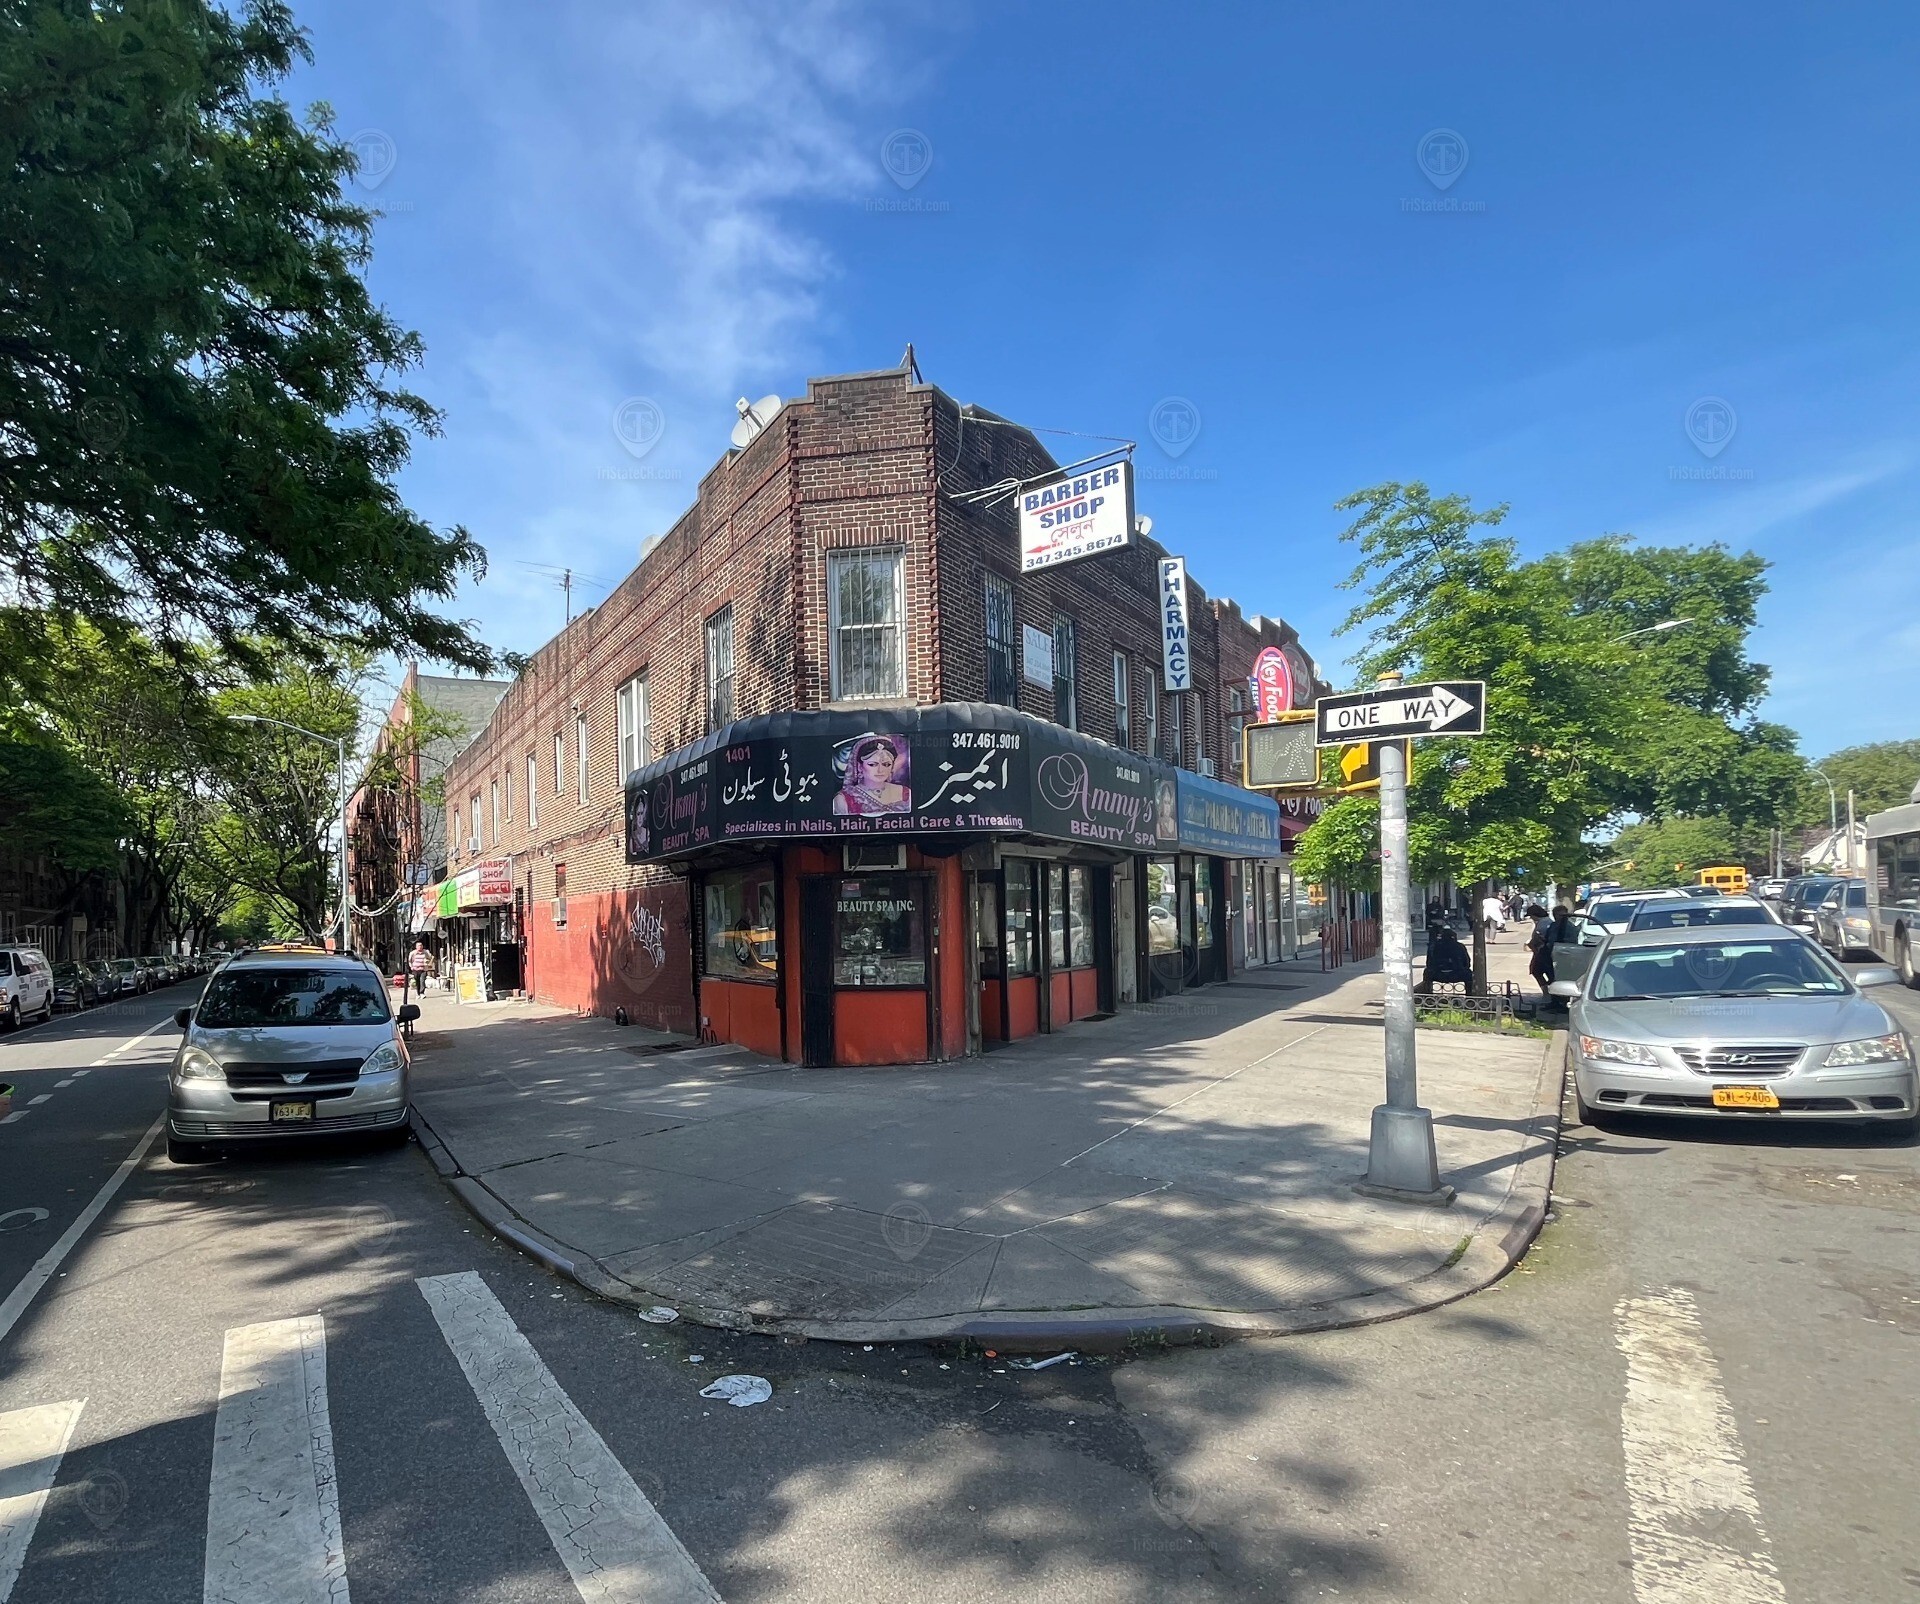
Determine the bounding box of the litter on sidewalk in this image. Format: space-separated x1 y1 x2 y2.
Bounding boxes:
700 1374 773 1408
636 1306 679 1323
1010 1352 1077 1371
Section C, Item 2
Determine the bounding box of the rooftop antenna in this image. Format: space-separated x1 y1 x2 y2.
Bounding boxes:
730 393 785 450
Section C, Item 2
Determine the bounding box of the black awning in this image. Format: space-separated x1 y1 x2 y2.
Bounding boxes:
624 702 1198 863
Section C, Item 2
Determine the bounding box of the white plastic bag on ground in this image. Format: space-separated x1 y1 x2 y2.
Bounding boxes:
699 1374 773 1408
636 1306 678 1323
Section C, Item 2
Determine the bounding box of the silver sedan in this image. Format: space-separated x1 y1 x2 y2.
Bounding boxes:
1559 924 1917 1132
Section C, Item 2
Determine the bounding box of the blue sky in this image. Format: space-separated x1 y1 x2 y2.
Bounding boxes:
289 0 1920 759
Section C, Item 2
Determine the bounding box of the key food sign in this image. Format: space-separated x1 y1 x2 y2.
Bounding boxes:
1313 681 1486 746
1018 460 1136 573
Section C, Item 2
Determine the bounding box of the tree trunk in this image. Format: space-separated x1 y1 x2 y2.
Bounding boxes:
1471 876 1490 995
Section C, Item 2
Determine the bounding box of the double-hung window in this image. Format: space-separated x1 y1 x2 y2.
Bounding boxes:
552 732 563 795
1167 689 1184 767
1112 652 1130 749
490 780 499 844
527 754 539 830
827 548 906 699
1144 668 1159 758
706 606 735 730
984 572 1017 706
617 674 650 782
575 715 589 804
1051 615 1076 730
1226 686 1246 782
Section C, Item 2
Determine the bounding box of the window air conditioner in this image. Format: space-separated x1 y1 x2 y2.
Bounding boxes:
1198 757 1216 778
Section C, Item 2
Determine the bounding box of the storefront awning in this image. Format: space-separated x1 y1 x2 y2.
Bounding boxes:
623 702 1281 863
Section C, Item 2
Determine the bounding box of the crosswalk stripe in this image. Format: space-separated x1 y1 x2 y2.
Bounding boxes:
0 1399 85 1603
205 1317 348 1604
1616 1288 1787 1604
417 1272 723 1604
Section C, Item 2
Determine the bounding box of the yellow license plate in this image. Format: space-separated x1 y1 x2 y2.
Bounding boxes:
1711 1085 1780 1110
270 1100 315 1123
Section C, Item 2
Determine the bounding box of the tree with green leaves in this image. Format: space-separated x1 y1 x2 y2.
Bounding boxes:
1296 483 1808 990
1801 740 1920 824
0 0 488 695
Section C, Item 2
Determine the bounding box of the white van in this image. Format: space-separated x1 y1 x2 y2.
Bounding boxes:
1 946 55 1029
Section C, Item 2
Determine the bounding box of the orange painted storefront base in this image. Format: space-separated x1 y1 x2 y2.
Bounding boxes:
699 978 782 1057
832 989 928 1066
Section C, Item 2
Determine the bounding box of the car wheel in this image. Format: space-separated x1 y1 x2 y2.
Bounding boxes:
3 999 17 1031
1901 932 1920 990
166 1135 214 1165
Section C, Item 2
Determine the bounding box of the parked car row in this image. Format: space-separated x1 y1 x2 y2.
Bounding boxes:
35 952 219 1017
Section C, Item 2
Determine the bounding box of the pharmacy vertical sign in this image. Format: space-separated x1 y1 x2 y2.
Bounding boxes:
1159 558 1192 692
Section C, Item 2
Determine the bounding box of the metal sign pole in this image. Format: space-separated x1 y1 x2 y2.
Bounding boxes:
1358 672 1453 1205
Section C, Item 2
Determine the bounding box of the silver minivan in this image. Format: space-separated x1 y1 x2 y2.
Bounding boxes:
166 949 420 1163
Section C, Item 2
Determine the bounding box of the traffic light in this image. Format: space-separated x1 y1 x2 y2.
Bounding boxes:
1331 739 1411 794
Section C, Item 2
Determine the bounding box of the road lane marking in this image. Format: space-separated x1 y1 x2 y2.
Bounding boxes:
69 1071 87 1079
1617 1288 1787 1604
53 1081 72 1089
0 1398 85 1602
0 1115 165 1350
205 1317 347 1604
0 1116 22 1128
25 1099 47 1108
418 1271 722 1604
94 1020 172 1065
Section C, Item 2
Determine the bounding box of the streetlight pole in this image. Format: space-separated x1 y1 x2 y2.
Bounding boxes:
228 714 352 952
1808 765 1838 869
1607 616 1695 644
1357 671 1453 1206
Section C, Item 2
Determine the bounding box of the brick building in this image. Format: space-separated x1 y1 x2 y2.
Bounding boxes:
440 360 1327 1064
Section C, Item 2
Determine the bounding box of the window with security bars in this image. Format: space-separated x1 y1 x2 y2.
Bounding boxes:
984 572 1016 706
1052 615 1076 730
706 606 735 730
828 549 906 699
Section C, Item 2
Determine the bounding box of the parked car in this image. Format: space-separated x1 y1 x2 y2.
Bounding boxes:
1627 896 1780 931
1559 924 1916 1132
103 956 147 995
50 961 102 1011
165 949 420 1163
139 956 173 989
1582 891 1668 935
1811 880 1877 960
0 946 56 1029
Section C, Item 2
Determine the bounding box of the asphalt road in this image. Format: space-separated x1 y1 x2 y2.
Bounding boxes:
0 971 1914 1603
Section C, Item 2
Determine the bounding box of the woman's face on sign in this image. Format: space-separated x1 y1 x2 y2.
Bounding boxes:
859 746 896 784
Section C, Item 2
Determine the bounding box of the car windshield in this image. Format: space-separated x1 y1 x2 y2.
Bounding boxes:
1628 902 1771 930
196 967 391 1027
1587 899 1642 925
1789 881 1837 908
1590 938 1848 1000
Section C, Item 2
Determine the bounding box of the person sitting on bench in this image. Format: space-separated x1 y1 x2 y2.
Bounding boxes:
1416 924 1474 994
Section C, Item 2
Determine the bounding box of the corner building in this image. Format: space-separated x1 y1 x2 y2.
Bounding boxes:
442 362 1326 1066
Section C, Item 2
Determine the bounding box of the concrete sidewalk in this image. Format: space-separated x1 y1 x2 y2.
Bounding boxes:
404 945 1562 1348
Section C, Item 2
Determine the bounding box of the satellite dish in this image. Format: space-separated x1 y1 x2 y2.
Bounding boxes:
1134 514 1153 539
730 393 784 450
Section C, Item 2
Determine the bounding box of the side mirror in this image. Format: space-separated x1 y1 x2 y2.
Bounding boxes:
1548 979 1583 999
172 1006 193 1030
1852 966 1900 989
397 1003 421 1023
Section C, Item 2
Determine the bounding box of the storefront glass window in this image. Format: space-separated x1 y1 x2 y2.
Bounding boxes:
1194 869 1214 949
833 876 925 987
703 866 778 982
1047 864 1069 969
1146 859 1180 954
1068 866 1094 967
1005 861 1036 975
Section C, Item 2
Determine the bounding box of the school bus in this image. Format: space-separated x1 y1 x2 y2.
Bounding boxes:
1696 865 1749 894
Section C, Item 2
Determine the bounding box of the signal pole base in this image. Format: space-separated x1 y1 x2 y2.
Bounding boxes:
1355 1104 1456 1207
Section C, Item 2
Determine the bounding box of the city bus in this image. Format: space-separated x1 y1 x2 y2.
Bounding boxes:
1863 797 1920 986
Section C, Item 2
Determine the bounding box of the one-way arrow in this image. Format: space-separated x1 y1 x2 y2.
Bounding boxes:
1313 680 1486 746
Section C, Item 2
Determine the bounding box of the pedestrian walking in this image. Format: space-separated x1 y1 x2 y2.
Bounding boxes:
408 940 432 996
1525 903 1555 993
1479 891 1507 943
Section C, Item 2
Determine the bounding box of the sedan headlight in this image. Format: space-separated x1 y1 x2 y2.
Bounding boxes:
1822 1035 1912 1068
1578 1035 1661 1066
175 1047 225 1081
361 1042 404 1076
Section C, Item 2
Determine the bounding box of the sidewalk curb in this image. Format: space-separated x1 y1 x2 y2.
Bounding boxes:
409 1027 1568 1352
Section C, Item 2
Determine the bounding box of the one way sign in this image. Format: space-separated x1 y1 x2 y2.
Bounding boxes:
1314 680 1486 747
